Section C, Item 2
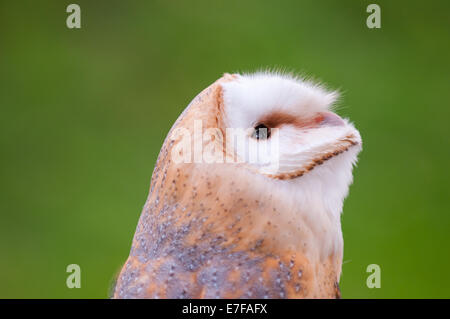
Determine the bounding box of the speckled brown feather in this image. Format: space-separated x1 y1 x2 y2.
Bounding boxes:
113 74 342 299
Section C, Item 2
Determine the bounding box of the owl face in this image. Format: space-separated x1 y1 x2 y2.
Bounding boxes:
220 72 361 180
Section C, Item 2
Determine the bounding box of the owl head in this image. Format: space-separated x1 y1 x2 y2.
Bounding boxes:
168 71 361 219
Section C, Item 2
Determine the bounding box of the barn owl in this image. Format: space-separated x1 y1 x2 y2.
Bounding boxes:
113 72 362 299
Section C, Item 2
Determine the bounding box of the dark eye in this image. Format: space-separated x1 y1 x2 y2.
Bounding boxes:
252 124 271 140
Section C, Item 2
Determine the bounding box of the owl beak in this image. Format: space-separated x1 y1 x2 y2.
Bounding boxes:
316 112 346 127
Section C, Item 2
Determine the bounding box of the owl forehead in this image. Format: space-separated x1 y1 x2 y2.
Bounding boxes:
221 73 338 129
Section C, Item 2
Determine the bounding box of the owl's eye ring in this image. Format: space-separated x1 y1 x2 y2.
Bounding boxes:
252 124 271 140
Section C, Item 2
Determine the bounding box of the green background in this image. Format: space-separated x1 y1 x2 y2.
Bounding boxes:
1 0 449 298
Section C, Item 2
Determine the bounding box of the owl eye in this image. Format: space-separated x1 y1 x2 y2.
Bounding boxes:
252 124 271 140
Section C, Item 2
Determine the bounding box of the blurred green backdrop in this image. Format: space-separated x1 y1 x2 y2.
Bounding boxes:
0 0 449 298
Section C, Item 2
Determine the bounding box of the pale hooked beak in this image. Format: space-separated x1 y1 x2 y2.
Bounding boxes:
318 112 346 127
